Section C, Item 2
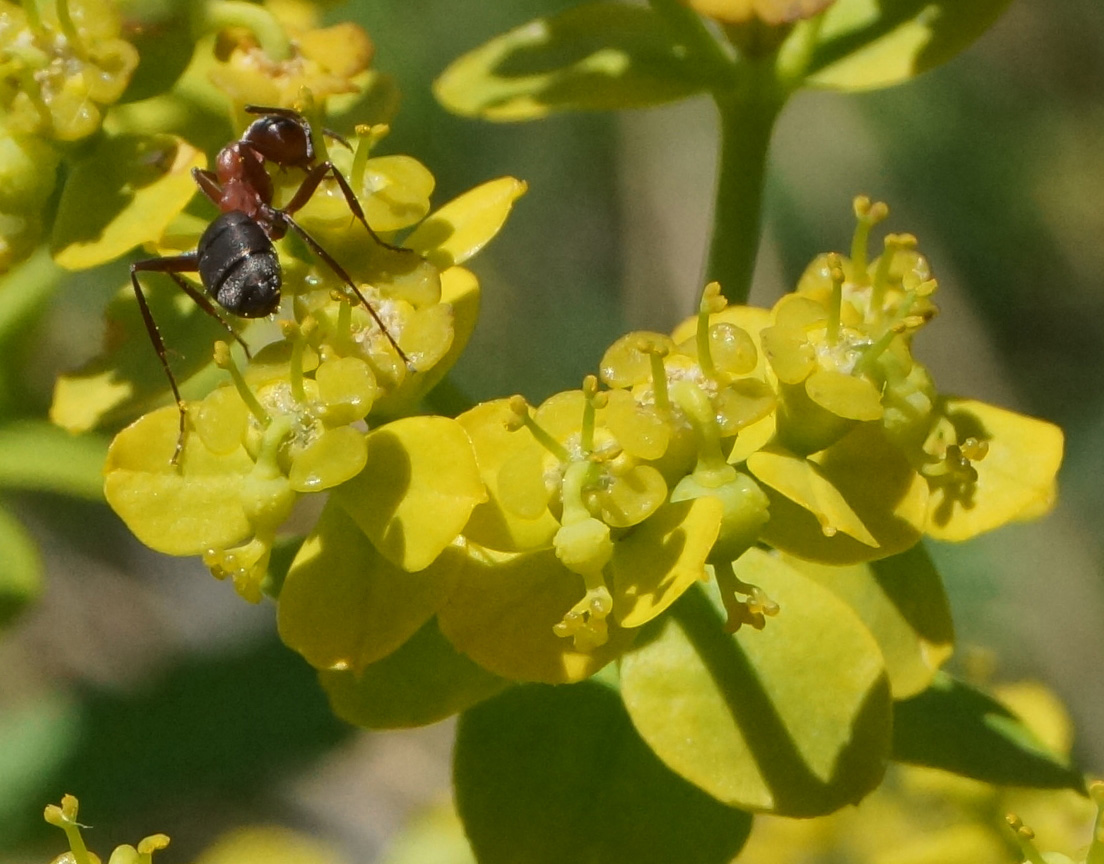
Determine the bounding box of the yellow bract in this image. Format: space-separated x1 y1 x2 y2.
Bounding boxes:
923 398 1063 541
52 136 206 270
334 416 487 572
277 503 458 672
612 497 724 628
406 176 528 270
104 406 255 557
437 542 635 684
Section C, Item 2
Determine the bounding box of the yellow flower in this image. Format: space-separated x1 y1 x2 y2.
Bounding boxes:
0 0 138 141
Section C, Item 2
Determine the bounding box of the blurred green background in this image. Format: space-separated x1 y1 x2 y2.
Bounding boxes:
1 0 1102 861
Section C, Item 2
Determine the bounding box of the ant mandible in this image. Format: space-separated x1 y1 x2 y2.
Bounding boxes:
130 105 413 464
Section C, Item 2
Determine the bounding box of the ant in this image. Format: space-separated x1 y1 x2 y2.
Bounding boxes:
130 105 414 464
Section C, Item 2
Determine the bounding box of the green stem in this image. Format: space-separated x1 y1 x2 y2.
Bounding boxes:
707 79 784 305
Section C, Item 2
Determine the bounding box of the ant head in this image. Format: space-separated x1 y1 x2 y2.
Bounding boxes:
241 106 315 170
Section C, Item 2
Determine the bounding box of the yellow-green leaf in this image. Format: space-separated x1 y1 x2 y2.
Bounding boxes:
406 177 527 271
0 503 41 628
453 682 754 864
193 826 346 864
334 416 487 571
437 542 635 684
783 543 954 699
686 0 834 25
748 446 879 547
800 0 1014 91
50 278 242 434
434 2 712 121
620 554 891 816
52 134 204 269
319 617 508 729
277 502 458 672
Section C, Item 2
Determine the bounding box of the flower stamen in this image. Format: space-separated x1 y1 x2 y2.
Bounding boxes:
214 341 271 427
850 195 889 283
507 396 571 463
714 559 780 632
697 281 727 379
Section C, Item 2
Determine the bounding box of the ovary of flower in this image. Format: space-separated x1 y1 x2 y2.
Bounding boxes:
669 378 735 489
553 461 615 650
671 470 770 567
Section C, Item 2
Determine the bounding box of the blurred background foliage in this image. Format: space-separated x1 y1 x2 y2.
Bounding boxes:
1 0 1103 861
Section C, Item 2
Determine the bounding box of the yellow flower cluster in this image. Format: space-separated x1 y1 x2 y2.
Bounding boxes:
100 123 525 601
274 198 1063 701
0 0 137 269
0 0 138 141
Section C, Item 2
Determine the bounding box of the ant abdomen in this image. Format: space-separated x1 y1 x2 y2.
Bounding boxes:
197 210 282 318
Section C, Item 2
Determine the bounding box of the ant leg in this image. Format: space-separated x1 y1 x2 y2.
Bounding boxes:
279 212 415 370
131 257 193 465
244 104 306 122
131 255 255 464
165 272 253 359
192 167 223 207
282 161 414 256
322 128 352 150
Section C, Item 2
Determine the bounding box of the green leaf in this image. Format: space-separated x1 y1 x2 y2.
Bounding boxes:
51 134 204 269
453 681 753 864
0 503 41 629
799 0 1014 91
434 2 712 122
620 553 892 816
784 543 955 699
0 422 107 501
277 501 458 673
319 618 508 729
892 673 1085 790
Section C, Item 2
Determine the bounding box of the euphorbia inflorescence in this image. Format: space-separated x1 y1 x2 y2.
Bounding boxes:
44 0 1063 750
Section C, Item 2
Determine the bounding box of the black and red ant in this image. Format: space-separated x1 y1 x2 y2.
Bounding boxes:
130 105 414 463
